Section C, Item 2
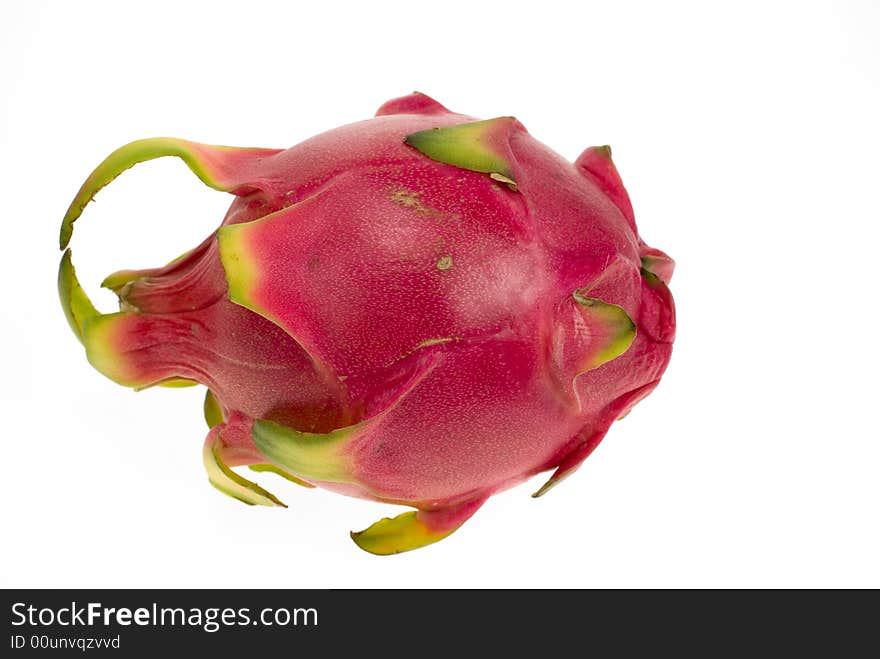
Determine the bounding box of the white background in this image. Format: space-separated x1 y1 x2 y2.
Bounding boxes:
1 0 878 588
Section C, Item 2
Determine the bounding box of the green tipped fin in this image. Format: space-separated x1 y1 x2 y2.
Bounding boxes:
532 475 565 498
203 434 286 508
251 419 358 484
533 381 661 497
157 378 198 389
571 293 637 372
350 512 451 555
60 137 281 250
639 251 675 285
350 498 486 556
640 265 665 288
404 117 519 189
100 269 143 293
60 251 142 387
248 463 315 489
58 250 100 343
203 390 225 428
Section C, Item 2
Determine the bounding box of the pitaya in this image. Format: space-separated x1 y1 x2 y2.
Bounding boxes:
58 92 676 555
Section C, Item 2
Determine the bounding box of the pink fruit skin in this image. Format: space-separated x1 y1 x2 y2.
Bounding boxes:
63 92 675 551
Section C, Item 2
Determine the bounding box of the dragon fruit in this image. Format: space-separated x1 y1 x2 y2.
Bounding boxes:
58 92 676 555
